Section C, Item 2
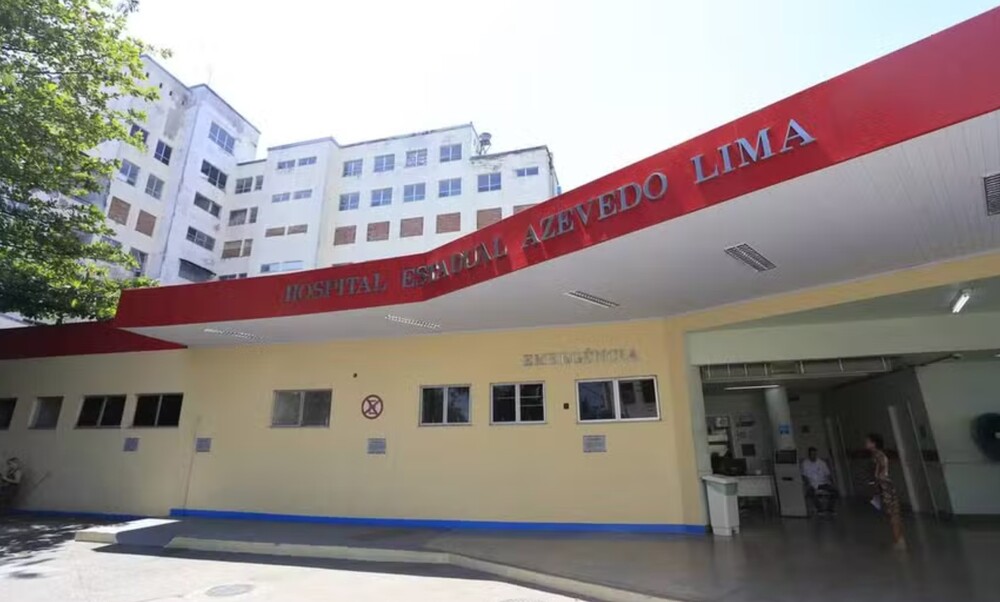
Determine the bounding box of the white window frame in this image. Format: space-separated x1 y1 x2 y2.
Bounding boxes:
193 193 221 217
440 143 462 162
118 160 139 185
405 148 428 167
185 226 216 251
403 183 426 203
297 156 317 166
343 159 363 176
293 189 312 200
490 382 546 425
145 174 164 199
130 123 149 144
515 166 540 177
133 393 183 428
575 376 660 423
234 177 254 194
373 154 395 173
254 175 264 190
276 159 295 171
339 192 360 211
154 140 172 165
370 187 393 207
272 192 291 203
419 384 472 426
477 172 502 192
438 178 461 198
270 389 332 428
76 394 126 428
30 396 63 430
208 122 236 154
200 160 227 191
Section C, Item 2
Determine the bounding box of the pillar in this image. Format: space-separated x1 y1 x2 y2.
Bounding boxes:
764 386 795 450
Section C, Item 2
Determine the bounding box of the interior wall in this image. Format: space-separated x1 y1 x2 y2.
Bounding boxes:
703 392 772 474
789 393 830 461
916 360 1000 515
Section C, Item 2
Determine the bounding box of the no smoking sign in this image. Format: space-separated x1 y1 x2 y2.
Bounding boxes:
361 394 384 419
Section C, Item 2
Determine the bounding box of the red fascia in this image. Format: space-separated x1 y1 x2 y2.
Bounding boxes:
0 322 185 360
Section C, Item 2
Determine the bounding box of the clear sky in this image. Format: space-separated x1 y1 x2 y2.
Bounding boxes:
128 0 998 191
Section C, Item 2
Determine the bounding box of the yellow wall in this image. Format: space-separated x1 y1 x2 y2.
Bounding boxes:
2 250 997 525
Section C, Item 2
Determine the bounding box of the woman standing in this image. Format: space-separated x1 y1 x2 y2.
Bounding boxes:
865 434 907 550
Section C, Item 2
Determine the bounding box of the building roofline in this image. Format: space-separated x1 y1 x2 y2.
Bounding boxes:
339 123 475 149
140 54 190 93
189 84 262 134
470 145 550 161
237 158 267 167
267 136 339 152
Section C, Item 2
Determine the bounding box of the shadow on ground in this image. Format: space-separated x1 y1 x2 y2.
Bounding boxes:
0 516 103 562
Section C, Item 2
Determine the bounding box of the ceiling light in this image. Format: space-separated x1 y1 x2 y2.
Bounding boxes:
385 314 441 330
724 384 781 391
724 243 776 272
950 289 972 314
564 290 620 308
203 327 262 342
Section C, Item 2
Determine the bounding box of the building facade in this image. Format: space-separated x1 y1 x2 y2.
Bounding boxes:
1 10 999 531
103 58 558 284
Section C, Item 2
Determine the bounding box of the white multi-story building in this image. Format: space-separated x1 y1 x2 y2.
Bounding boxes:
101 57 559 284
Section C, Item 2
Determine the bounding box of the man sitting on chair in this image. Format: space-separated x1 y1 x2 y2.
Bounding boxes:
801 447 837 515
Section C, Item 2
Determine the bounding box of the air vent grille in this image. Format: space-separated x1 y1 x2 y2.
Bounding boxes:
724 243 776 272
564 290 620 308
985 173 1000 216
385 314 441 330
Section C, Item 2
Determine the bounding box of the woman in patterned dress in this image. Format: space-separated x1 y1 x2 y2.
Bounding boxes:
866 433 907 550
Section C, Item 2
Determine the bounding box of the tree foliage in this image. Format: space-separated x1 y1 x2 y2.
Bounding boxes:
0 0 161 322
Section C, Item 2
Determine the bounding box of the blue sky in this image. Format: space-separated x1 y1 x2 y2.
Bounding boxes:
128 0 998 191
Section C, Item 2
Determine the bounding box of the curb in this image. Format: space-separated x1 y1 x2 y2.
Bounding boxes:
165 536 683 602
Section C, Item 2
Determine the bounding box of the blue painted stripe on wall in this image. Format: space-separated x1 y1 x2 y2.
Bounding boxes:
169 508 708 534
12 509 145 522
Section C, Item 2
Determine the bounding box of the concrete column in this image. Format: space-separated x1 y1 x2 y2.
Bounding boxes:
765 386 796 450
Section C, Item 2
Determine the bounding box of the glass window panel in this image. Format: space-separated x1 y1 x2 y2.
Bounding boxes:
492 385 516 423
158 394 183 426
272 391 301 426
519 383 545 422
99 395 126 427
33 397 62 429
133 395 159 426
578 381 615 421
0 398 15 429
302 391 331 426
77 397 103 427
618 379 658 419
446 387 470 424
421 388 444 424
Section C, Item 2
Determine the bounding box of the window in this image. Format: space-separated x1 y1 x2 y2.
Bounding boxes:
130 123 149 144
31 396 62 429
440 143 462 162
400 216 423 238
343 159 363 176
145 174 164 199
108 197 131 225
118 160 140 185
208 122 236 154
218 273 248 280
287 224 308 235
221 239 253 258
272 192 291 203
130 248 148 275
200 160 228 190
271 390 331 427
77 395 126 428
492 383 544 424
101 236 122 249
0 398 16 430
438 178 461 198
374 154 395 172
436 212 461 233
186 226 216 250
178 259 214 282
420 385 470 425
193 193 222 217
403 183 426 202
339 192 360 211
516 166 540 177
367 221 389 241
405 149 427 167
478 172 502 192
477 208 503 229
261 260 304 273
134 394 183 427
228 208 247 225
235 177 254 194
298 156 317 166
135 210 156 236
577 377 659 422
276 159 295 171
513 203 536 214
154 140 173 165
370 187 393 207
333 226 356 245
293 189 312 200
265 226 286 237
254 175 264 190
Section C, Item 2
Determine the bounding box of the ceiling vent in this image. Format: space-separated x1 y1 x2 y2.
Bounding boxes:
724 243 776 272
564 290 620 309
203 327 262 343
985 173 1000 216
385 314 441 330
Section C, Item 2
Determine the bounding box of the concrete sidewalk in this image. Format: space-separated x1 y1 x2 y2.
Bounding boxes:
70 511 1000 602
